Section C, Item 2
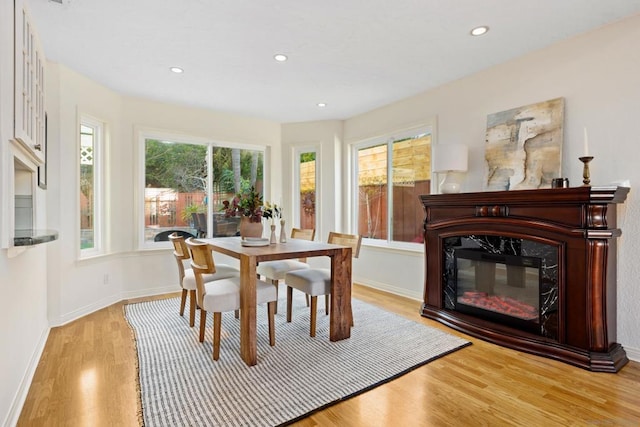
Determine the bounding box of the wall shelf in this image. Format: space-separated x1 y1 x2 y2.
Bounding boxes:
14 229 58 246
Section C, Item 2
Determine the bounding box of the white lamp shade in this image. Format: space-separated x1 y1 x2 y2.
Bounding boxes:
432 144 468 172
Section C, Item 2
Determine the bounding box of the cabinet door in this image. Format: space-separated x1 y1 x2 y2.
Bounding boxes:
14 0 45 165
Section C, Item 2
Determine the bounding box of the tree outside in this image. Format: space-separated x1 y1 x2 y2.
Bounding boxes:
144 139 264 240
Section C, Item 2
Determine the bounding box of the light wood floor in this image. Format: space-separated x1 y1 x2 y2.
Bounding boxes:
18 285 640 427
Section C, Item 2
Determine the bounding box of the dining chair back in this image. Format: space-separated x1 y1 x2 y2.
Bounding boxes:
169 233 198 326
291 227 315 241
185 238 277 360
169 233 240 327
284 231 362 337
327 231 362 258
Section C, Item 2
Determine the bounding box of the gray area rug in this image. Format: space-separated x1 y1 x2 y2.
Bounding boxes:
125 289 470 426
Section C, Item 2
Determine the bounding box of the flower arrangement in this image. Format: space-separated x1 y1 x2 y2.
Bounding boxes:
262 201 281 224
222 186 264 222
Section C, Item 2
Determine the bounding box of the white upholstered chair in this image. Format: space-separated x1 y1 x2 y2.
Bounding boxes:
169 233 239 327
284 231 362 337
256 228 315 312
185 238 277 360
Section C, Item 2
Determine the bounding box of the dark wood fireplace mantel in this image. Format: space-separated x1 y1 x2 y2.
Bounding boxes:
420 186 629 372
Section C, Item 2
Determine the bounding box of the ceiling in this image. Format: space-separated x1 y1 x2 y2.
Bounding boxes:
29 0 640 123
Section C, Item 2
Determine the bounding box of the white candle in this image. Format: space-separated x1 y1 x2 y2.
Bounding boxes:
583 127 589 156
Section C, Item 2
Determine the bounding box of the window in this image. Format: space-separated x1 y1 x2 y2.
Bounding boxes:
79 117 103 256
141 134 265 246
352 129 432 245
293 148 318 234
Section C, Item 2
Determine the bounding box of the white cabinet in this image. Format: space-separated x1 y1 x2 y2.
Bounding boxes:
14 0 45 165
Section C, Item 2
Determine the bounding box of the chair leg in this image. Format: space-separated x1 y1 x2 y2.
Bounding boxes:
179 289 187 316
271 279 279 314
286 286 293 323
325 294 329 315
350 305 354 327
189 290 196 327
199 309 207 342
267 301 276 346
305 294 310 307
213 312 222 360
310 296 317 337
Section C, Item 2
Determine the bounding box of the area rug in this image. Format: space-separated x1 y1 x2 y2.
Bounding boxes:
125 290 470 426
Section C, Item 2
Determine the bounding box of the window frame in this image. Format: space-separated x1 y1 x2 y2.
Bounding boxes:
78 115 105 258
136 129 268 250
292 145 320 239
350 125 435 252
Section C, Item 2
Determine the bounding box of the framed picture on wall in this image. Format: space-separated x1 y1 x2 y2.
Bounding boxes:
38 113 47 189
484 97 564 190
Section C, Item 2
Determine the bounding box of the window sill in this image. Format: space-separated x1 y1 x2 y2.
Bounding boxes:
361 238 424 255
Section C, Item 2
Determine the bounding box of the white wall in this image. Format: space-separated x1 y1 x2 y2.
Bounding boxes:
0 2 50 425
368 13 640 356
281 120 343 243
46 64 126 324
45 64 282 326
3 8 640 426
285 14 640 357
281 118 429 299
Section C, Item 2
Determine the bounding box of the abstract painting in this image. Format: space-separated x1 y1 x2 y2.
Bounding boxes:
484 97 564 190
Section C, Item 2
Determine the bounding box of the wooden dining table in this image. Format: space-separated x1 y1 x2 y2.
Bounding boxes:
201 236 354 366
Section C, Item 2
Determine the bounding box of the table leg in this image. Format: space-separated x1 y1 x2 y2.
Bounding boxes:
330 247 352 341
239 255 258 366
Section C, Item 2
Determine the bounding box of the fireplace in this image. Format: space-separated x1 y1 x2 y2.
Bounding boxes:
452 244 544 335
420 186 629 372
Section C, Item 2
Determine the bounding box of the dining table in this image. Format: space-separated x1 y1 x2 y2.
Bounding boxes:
201 236 354 366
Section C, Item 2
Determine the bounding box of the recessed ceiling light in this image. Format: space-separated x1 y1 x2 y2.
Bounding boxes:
274 54 288 62
317 103 327 108
170 67 184 73
470 26 489 36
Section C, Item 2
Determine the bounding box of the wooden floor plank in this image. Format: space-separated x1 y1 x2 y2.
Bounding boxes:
17 285 640 426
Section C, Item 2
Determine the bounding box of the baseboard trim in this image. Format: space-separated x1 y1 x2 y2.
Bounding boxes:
353 276 422 301
3 326 49 427
54 294 123 327
52 286 178 327
624 345 640 363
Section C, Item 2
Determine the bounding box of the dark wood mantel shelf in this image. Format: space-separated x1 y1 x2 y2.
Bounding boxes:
420 186 629 372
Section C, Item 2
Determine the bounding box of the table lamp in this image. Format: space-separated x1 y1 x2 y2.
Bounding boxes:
432 143 468 193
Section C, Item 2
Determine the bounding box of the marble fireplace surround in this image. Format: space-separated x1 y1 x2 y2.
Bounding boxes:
419 186 629 372
445 236 559 338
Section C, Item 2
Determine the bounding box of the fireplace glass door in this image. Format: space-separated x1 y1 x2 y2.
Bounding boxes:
443 235 559 339
454 249 541 333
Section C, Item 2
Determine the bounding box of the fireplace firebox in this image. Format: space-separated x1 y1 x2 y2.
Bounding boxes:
453 245 548 336
420 186 629 372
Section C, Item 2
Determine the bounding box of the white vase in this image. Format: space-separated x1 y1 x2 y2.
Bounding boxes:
279 219 287 243
269 224 277 244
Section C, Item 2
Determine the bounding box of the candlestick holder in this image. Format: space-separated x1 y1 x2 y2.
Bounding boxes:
279 218 287 243
579 156 593 186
